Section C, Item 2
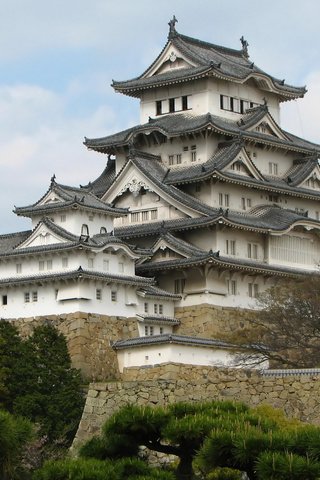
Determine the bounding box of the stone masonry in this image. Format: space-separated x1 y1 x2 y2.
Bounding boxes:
72 363 320 451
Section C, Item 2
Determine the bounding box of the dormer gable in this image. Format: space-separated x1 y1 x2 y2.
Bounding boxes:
301 167 320 191
38 189 65 206
143 43 196 79
147 233 205 264
244 111 290 141
15 220 75 250
223 146 265 181
103 155 213 218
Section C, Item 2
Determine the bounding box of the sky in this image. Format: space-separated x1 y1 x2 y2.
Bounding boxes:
1 0 320 233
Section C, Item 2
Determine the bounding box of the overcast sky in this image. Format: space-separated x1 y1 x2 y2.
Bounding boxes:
1 0 320 233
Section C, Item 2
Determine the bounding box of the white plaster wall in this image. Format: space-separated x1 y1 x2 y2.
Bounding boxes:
116 343 251 372
0 280 138 319
31 210 115 237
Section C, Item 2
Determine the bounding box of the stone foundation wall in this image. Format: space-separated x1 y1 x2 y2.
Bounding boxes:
12 312 139 381
73 363 320 450
175 304 255 337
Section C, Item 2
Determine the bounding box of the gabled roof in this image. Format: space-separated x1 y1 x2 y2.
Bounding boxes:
151 232 205 258
137 285 181 300
0 218 148 259
15 178 126 218
81 158 116 197
111 23 305 101
286 155 320 187
84 109 320 156
102 150 214 217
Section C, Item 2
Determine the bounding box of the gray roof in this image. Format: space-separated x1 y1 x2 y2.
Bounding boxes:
154 232 206 256
0 266 155 288
136 314 180 326
15 179 126 217
82 158 116 197
112 333 235 350
127 151 215 216
116 205 318 240
111 29 305 101
137 250 314 278
0 218 149 259
84 109 320 156
137 285 181 300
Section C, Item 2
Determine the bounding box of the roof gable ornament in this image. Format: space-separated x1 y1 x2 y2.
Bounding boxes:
168 15 178 40
240 36 249 58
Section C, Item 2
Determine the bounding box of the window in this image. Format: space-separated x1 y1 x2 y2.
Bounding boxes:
316 212 320 220
60 214 66 222
118 262 124 273
144 302 148 313
159 304 163 314
103 259 109 271
154 304 158 314
100 227 107 234
182 95 188 110
32 291 38 302
176 154 182 164
219 193 229 207
144 325 149 336
142 211 149 221
159 327 164 334
227 279 237 295
269 162 278 175
169 98 175 113
169 155 174 165
268 194 279 203
247 243 258 259
150 209 158 220
2 295 7 305
248 283 259 298
111 291 117 302
46 260 52 270
149 326 154 336
220 94 259 114
62 257 68 268
88 258 94 268
226 240 236 255
220 95 232 111
174 278 185 294
81 224 89 237
16 263 22 274
96 289 102 300
156 100 162 115
88 215 94 221
131 212 140 222
24 292 30 303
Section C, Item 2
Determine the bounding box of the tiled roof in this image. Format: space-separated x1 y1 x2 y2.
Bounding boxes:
111 30 305 101
0 267 155 288
116 205 317 240
153 232 206 256
137 250 314 278
84 110 320 155
136 314 180 325
0 231 31 254
82 158 116 198
15 180 126 217
137 285 181 300
112 333 234 350
128 151 215 216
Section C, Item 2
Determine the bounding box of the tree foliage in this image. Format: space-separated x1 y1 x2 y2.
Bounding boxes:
33 457 175 480
79 400 320 480
0 409 34 480
0 320 84 444
227 276 320 368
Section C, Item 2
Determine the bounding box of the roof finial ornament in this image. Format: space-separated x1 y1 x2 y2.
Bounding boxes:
168 15 178 39
240 36 249 58
50 173 56 184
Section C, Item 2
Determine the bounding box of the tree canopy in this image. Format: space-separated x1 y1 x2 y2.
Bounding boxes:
0 320 84 444
78 400 320 480
226 275 320 368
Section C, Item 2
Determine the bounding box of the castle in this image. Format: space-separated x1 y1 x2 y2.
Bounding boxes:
1 19 319 374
